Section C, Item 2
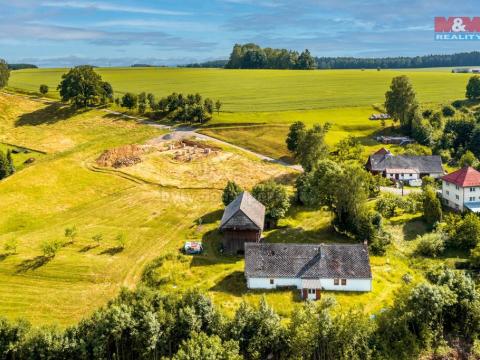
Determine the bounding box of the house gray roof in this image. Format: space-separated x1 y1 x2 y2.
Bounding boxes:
368 153 443 174
245 243 372 279
220 192 265 231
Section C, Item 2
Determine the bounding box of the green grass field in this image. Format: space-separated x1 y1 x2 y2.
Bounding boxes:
8 67 470 112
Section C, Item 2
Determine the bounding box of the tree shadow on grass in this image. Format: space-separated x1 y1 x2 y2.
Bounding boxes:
15 103 88 127
16 255 53 273
79 244 99 253
99 247 124 256
210 271 246 296
400 219 428 241
0 253 11 262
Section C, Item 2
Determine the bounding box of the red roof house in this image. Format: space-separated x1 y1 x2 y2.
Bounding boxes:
441 167 480 187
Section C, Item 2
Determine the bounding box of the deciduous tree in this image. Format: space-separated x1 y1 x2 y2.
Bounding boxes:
222 181 242 206
467 75 480 100
385 75 418 132
58 65 111 107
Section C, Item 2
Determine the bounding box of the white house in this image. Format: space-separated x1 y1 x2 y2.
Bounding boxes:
244 243 372 300
366 148 444 181
441 166 480 213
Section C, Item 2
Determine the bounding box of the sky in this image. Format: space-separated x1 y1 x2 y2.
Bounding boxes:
0 0 479 67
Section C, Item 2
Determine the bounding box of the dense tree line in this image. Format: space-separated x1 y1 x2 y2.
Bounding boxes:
1 267 480 359
180 60 228 68
316 51 480 69
117 91 221 124
7 64 38 70
225 44 316 70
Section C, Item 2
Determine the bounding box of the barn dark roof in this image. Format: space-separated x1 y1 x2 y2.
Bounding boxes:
220 192 265 231
245 243 372 279
367 153 443 174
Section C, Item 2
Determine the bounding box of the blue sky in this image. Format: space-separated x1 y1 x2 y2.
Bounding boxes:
0 0 479 67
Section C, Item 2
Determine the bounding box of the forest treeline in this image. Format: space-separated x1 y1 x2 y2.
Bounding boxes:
1 265 480 360
184 46 480 70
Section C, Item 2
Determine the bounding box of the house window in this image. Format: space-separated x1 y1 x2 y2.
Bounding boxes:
308 288 316 294
341 279 347 286
471 187 476 192
456 185 460 190
470 197 475 202
456 195 460 200
334 279 339 285
269 279 274 285
446 191 450 196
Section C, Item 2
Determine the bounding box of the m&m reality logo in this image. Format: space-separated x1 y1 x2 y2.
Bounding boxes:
435 17 480 40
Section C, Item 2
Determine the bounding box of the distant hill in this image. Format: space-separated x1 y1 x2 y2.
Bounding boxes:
8 64 38 70
180 60 228 68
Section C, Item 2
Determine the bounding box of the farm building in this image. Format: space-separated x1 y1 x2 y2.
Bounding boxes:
245 243 372 300
220 191 265 255
441 166 480 213
366 148 444 181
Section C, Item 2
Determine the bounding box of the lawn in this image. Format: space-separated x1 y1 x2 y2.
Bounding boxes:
8 67 470 112
0 93 296 326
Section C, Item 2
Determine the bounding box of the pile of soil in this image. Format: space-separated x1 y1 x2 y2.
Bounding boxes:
96 144 145 168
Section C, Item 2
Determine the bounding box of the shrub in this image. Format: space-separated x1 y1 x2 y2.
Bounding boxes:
454 213 480 250
451 99 464 109
39 84 48 95
442 105 455 117
422 109 433 118
40 239 64 258
375 193 402 218
415 232 445 257
422 186 442 229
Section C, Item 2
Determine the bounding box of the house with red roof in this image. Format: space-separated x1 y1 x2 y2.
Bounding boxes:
441 166 480 213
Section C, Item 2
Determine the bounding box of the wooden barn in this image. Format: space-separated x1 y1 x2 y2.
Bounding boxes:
220 192 265 255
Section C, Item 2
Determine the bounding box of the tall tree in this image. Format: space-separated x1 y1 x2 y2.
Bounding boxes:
222 181 243 206
252 181 290 225
385 75 418 133
285 121 306 153
0 59 10 88
466 75 480 100
295 123 330 172
422 186 442 229
58 65 112 107
297 49 316 69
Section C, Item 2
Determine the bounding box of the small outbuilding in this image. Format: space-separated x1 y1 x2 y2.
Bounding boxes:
220 191 265 255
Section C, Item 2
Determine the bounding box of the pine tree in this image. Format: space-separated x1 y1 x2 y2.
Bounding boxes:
0 151 8 180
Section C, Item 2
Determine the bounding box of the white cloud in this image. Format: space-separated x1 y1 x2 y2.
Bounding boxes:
41 1 191 16
93 19 218 32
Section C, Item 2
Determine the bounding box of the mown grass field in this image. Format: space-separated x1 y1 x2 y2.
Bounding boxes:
9 67 470 161
9 67 470 112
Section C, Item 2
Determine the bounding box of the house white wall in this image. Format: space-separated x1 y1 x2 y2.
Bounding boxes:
247 277 372 292
385 172 419 181
247 277 301 289
442 180 480 211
